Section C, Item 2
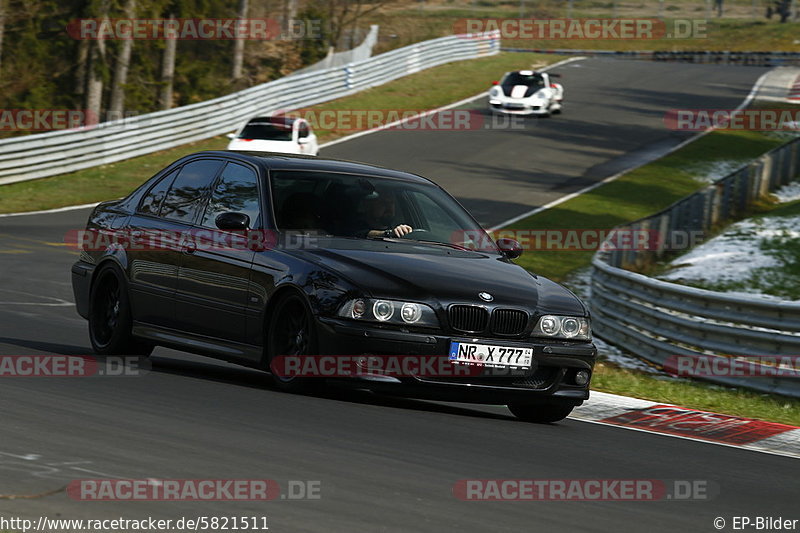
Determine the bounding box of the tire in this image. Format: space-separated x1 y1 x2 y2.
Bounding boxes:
507 401 575 423
265 292 322 393
88 264 154 356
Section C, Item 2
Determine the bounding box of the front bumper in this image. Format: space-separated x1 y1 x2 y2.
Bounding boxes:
317 317 596 405
488 98 549 116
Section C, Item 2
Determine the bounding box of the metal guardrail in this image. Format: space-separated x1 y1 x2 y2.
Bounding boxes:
590 137 800 397
503 47 800 66
0 31 500 186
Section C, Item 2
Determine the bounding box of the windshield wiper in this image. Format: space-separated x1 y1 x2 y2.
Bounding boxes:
401 239 476 252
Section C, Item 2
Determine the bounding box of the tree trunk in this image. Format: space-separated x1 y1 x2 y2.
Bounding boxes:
159 15 177 110
86 39 106 124
109 0 137 120
0 0 7 73
231 0 248 80
85 0 110 125
284 0 298 33
75 39 89 96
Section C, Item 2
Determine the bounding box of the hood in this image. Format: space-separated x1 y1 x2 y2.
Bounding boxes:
286 238 586 315
227 138 300 154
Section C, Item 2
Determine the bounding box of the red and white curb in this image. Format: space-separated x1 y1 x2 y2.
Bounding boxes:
572 391 800 459
789 74 800 101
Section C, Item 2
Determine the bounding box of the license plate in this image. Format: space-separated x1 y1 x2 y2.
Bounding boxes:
449 341 533 369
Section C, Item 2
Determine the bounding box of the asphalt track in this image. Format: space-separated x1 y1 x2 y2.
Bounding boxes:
1 58 795 532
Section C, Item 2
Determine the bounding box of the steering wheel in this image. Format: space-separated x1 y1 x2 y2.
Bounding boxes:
401 228 429 239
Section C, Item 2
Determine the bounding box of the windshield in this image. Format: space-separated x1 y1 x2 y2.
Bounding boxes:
270 171 497 252
501 72 545 93
238 121 293 141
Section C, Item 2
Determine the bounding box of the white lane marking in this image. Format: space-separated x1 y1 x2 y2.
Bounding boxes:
0 289 74 306
0 451 122 480
489 68 772 230
0 452 42 461
0 202 100 218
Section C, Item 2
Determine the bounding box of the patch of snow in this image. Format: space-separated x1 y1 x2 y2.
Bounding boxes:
657 215 800 298
772 180 800 203
686 159 749 184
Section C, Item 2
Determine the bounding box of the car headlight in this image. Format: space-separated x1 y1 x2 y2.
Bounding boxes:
338 299 439 328
489 87 501 98
532 315 591 340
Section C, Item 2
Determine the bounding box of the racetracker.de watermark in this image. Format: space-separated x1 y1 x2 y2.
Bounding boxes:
66 18 323 40
456 229 705 252
664 355 800 378
67 479 321 501
453 479 716 501
270 355 535 379
665 109 800 131
454 18 707 39
0 109 97 131
0 355 148 377
277 109 526 132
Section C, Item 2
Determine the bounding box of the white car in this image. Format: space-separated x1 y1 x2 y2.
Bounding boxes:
227 116 319 156
488 70 564 117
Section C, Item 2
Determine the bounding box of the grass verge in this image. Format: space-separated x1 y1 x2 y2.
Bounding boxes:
0 52 560 215
511 129 788 281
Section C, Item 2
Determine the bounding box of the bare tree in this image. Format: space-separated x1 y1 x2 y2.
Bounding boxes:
284 0 298 32
159 14 178 110
75 39 89 96
232 0 249 79
86 38 106 123
0 0 6 73
325 0 393 49
109 0 137 120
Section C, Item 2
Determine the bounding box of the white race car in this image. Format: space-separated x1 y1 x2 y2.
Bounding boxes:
488 70 563 117
227 116 319 156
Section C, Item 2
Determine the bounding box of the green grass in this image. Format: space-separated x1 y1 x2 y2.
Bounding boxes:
511 129 786 281
593 361 800 426
0 52 561 214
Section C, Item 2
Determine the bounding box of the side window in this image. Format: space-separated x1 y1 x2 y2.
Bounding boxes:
160 159 224 224
298 124 310 138
202 162 261 229
138 168 178 216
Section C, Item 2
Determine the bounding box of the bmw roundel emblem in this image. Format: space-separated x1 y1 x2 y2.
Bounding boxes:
479 292 493 302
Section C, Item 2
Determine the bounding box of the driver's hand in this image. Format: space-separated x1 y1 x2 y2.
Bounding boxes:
392 224 413 237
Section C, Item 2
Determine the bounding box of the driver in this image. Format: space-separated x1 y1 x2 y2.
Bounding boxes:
352 190 413 239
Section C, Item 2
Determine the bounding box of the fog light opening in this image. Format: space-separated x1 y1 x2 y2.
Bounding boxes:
574 370 590 387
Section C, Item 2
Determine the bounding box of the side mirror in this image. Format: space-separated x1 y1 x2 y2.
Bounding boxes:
491 81 499 85
496 238 523 259
216 212 250 231
226 133 237 140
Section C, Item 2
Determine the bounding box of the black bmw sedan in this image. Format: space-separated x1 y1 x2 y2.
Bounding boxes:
71 151 596 423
